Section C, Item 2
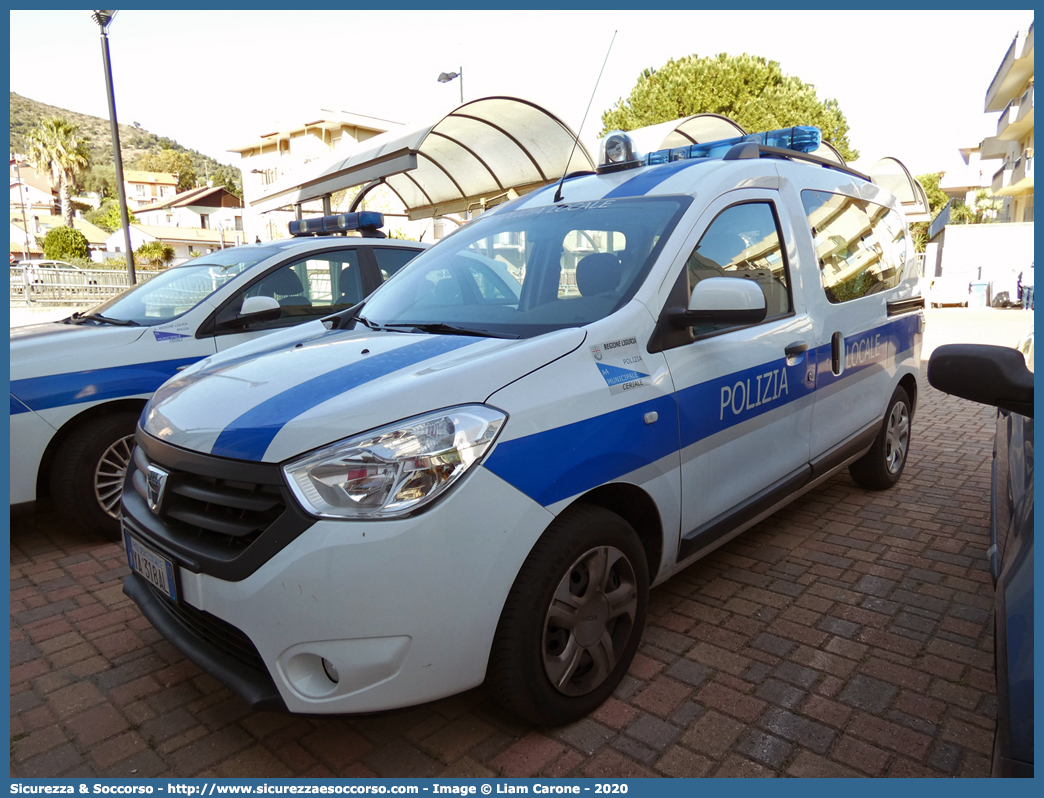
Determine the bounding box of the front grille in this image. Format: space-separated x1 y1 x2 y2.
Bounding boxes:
131 446 283 550
122 430 314 582
145 583 266 672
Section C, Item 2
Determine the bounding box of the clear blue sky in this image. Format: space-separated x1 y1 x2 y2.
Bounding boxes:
9 9 1035 177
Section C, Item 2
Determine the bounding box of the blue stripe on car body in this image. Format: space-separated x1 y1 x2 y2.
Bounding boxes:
210 336 479 460
10 357 205 413
483 394 680 507
485 315 918 508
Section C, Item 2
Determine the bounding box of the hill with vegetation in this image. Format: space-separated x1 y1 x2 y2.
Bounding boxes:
10 92 242 198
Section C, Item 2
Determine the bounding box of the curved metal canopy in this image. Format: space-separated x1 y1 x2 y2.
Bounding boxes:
250 103 930 224
250 96 595 220
867 157 931 223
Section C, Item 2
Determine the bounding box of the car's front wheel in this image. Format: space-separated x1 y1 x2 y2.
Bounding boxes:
487 504 648 726
849 386 912 490
50 412 138 538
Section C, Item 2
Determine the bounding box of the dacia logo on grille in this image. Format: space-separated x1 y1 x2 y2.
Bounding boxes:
145 464 170 514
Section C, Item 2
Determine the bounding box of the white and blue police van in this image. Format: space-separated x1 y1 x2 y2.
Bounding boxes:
9 214 426 535
121 125 925 726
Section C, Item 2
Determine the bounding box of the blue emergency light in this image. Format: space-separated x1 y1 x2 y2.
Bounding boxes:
289 211 385 237
598 126 823 173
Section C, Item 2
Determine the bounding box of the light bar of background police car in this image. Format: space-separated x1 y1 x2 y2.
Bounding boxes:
599 125 823 172
289 211 385 237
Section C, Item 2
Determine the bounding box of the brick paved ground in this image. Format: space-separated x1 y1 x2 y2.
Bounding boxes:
10 309 1033 778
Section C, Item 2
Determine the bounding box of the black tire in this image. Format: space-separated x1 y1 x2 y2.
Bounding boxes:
849 386 912 490
487 504 648 726
50 412 139 538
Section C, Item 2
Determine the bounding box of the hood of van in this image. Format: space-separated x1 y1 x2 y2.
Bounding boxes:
143 326 586 462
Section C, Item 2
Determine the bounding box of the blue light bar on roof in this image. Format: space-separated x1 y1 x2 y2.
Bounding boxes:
644 126 822 166
289 211 385 237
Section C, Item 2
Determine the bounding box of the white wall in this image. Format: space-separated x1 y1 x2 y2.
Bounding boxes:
934 222 1034 283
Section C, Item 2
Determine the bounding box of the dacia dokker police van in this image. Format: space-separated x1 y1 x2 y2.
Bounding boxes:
121 125 925 726
10 215 426 536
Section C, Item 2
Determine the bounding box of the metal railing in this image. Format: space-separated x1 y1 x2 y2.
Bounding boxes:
10 266 155 306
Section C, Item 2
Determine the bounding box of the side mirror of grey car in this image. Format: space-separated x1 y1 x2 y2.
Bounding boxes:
927 343 1034 417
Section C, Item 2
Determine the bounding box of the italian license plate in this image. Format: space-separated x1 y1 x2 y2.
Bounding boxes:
124 528 179 602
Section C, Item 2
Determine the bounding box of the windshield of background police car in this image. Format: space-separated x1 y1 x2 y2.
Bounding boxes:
85 247 282 325
361 196 692 337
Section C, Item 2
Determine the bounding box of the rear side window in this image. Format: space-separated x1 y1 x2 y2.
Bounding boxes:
685 201 792 333
374 247 423 280
801 190 908 303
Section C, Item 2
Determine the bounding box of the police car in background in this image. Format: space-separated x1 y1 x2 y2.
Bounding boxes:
122 125 925 726
10 213 427 536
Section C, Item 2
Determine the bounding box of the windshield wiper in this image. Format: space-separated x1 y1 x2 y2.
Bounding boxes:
382 322 519 339
69 312 139 326
322 302 368 331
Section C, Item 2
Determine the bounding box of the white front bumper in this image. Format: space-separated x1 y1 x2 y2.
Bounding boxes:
176 467 554 714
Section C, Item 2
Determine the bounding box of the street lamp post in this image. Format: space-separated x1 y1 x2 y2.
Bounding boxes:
89 10 135 284
437 67 463 105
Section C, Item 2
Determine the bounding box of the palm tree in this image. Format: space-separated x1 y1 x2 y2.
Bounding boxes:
134 240 176 269
25 117 91 228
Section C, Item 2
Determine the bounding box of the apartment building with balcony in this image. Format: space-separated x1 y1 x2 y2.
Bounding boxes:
925 21 1034 304
228 111 404 242
124 170 180 210
983 22 1034 223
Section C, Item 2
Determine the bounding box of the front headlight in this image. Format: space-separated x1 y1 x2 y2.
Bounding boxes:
283 405 507 519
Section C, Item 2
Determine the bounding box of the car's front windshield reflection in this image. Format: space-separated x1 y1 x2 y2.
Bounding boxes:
361 196 691 338
85 248 279 325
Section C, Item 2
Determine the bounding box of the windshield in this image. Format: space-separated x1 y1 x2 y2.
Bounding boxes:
362 196 691 337
86 247 279 325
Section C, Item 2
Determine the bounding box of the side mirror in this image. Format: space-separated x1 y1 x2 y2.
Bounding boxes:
669 276 768 328
239 295 281 319
927 344 1034 417
216 295 281 329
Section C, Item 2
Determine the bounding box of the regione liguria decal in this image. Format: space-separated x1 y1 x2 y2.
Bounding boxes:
153 320 192 343
592 337 650 395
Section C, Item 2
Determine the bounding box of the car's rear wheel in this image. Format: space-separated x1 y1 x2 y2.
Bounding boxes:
849 386 912 490
487 504 648 726
50 412 138 538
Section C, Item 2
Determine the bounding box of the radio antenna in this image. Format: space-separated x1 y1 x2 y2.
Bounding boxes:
554 30 617 204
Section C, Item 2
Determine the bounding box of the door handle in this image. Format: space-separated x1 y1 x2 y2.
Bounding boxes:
831 331 845 375
784 341 808 357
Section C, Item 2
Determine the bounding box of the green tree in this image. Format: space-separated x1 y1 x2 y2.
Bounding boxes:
83 163 119 200
208 164 243 199
601 53 858 161
25 117 92 227
135 240 176 269
951 188 1002 225
41 226 89 261
135 149 197 192
85 200 138 233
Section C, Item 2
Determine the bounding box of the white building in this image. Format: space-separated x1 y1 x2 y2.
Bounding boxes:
228 111 404 242
982 22 1034 223
10 156 55 218
134 185 244 235
926 21 1034 302
104 224 244 266
123 170 179 210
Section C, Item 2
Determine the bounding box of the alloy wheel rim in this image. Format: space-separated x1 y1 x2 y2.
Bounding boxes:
95 434 134 518
542 545 638 696
884 401 910 474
